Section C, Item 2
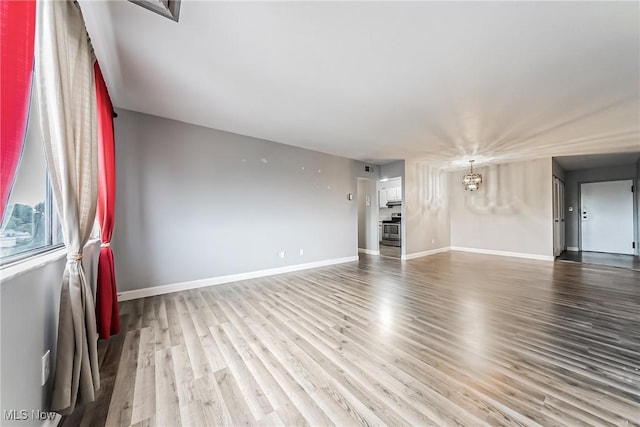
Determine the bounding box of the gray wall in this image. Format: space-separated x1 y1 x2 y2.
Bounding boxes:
380 161 404 182
357 178 379 251
0 243 100 426
113 109 373 292
450 158 553 257
404 160 450 256
564 164 637 251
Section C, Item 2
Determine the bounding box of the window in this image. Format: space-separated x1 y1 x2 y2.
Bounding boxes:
0 85 63 265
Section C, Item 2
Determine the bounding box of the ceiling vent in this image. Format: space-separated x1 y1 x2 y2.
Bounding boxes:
128 0 181 22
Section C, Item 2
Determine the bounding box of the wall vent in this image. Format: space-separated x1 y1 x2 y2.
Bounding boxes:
128 0 181 22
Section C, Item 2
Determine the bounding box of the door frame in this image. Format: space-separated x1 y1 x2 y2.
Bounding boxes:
578 178 635 253
552 175 566 257
377 175 404 259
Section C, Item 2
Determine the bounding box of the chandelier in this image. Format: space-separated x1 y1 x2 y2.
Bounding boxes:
462 160 482 191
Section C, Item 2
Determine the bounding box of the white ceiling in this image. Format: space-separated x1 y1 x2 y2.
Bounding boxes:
80 1 640 166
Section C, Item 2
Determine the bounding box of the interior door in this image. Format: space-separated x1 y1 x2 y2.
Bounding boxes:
581 180 634 254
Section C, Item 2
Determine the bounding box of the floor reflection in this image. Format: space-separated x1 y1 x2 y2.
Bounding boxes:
557 250 640 271
379 243 401 259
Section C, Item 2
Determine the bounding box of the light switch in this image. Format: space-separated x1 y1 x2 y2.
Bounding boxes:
568 207 573 212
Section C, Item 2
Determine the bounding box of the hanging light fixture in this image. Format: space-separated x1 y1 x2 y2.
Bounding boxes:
463 160 482 191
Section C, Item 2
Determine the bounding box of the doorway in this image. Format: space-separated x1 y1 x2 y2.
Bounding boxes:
580 180 634 255
378 176 402 259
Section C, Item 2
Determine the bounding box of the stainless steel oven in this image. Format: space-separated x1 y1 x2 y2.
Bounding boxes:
381 213 401 246
382 223 400 241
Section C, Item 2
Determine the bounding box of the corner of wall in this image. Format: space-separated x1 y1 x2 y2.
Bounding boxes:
403 160 451 256
1 242 101 425
113 110 371 292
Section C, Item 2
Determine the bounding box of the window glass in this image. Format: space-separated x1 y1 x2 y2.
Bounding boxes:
0 86 63 263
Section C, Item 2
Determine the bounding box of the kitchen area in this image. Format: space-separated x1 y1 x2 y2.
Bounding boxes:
378 177 402 258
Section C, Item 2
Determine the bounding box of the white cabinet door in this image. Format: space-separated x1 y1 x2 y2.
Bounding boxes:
385 187 398 202
379 189 388 208
387 187 396 202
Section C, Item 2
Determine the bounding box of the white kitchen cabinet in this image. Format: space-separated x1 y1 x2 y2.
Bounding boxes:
378 178 402 207
387 186 402 202
378 189 388 208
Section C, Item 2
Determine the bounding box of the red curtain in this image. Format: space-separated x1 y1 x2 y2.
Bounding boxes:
94 62 120 339
0 0 36 220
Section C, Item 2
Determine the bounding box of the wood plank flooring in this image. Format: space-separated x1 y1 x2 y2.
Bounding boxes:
378 244 401 259
557 250 640 271
63 251 640 426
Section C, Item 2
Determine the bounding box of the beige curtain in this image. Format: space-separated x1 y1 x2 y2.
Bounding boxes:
35 0 100 414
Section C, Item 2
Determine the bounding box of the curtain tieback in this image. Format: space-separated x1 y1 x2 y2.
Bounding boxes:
67 253 83 262
100 242 110 248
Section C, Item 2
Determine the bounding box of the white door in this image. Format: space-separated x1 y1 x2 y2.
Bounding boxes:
581 180 634 254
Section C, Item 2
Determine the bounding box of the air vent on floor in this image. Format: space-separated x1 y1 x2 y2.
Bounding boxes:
128 0 181 22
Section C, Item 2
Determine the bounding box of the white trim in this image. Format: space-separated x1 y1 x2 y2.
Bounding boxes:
567 246 580 252
0 240 100 283
401 247 450 260
358 248 380 256
118 256 359 301
449 246 554 261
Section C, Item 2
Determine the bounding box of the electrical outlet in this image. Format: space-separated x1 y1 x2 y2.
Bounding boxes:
42 350 50 386
278 251 286 259
299 249 304 256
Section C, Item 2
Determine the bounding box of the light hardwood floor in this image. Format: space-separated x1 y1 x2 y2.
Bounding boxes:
557 250 640 271
63 251 640 426
378 243 401 259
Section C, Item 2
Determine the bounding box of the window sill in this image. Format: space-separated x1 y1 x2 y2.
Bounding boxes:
0 239 101 283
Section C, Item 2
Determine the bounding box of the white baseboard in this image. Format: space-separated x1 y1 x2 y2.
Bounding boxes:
358 248 380 256
450 246 554 262
402 247 451 260
567 246 579 252
117 256 359 301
